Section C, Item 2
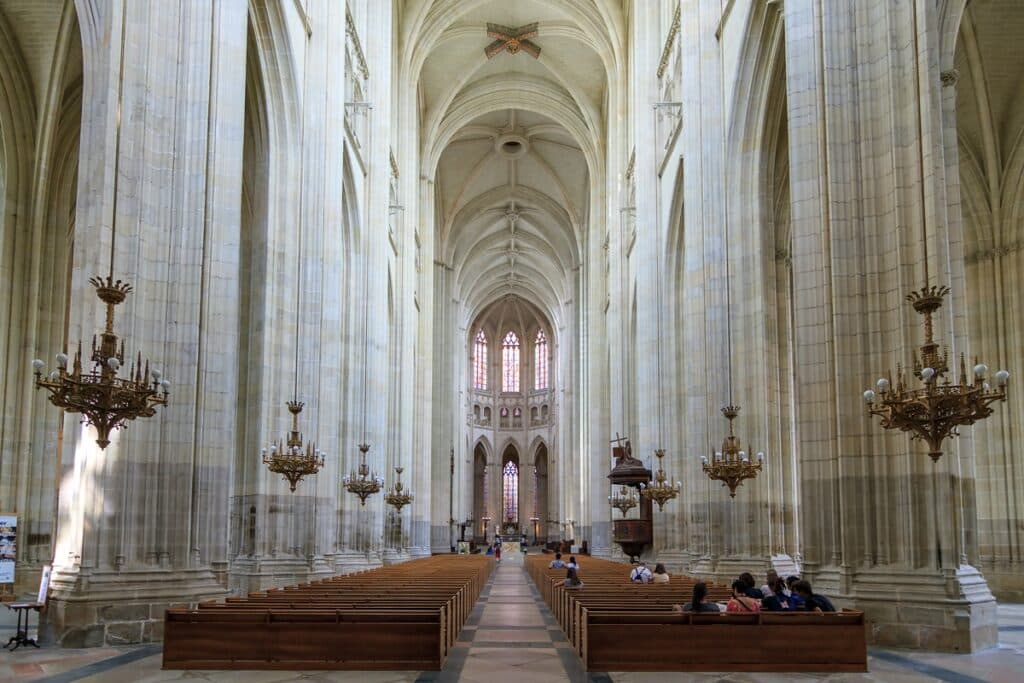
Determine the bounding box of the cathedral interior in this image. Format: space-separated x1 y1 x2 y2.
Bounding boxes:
0 0 1022 680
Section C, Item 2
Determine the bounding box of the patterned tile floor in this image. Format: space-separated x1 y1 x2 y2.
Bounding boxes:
2 558 1023 682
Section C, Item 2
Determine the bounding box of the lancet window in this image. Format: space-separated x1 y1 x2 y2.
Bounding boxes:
503 460 518 523
502 331 520 392
473 330 488 390
534 329 548 390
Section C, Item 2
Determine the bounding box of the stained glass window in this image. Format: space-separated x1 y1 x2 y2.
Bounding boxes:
473 330 488 390
502 331 520 392
534 329 548 390
503 461 518 523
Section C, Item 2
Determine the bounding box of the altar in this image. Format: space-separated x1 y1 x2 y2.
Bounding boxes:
501 541 520 555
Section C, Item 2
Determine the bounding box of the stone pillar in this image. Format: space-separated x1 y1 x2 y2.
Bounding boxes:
48 0 246 646
784 0 996 652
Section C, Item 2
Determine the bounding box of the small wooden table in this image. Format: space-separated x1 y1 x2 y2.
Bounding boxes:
4 602 42 650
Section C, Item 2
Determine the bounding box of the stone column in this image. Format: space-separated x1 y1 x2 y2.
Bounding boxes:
48 0 246 646
784 0 996 651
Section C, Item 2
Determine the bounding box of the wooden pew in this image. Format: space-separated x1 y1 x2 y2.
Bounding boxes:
163 555 493 671
525 554 867 673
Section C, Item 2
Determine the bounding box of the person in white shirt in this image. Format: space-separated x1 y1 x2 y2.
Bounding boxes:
630 560 653 584
549 552 566 569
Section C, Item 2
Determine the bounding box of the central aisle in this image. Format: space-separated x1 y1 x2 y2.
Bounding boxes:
429 552 595 683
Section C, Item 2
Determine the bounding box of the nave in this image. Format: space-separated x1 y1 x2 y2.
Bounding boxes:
2 552 1023 683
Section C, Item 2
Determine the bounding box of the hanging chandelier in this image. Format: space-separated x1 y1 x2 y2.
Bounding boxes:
31 20 169 450
259 61 325 492
262 401 324 491
701 405 763 497
861 15 1010 462
640 449 681 510
608 485 638 516
32 277 170 450
343 443 383 506
384 466 414 511
863 285 1009 461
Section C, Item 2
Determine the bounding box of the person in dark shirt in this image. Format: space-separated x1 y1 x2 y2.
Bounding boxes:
560 567 583 589
761 577 795 611
791 579 836 612
675 581 720 613
738 571 764 599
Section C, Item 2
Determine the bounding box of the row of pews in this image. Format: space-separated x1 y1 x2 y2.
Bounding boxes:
526 554 868 673
163 555 493 670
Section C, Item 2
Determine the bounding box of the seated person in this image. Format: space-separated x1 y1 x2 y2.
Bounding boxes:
760 569 785 597
549 552 566 569
567 556 580 570
784 576 806 610
559 567 584 589
726 579 762 612
485 544 495 556
651 563 670 584
674 581 720 613
629 560 653 584
791 579 836 612
738 572 764 599
761 577 795 611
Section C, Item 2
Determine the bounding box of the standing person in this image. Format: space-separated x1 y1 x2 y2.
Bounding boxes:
726 579 761 612
495 542 502 563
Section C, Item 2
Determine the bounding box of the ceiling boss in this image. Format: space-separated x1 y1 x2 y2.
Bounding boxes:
484 22 541 59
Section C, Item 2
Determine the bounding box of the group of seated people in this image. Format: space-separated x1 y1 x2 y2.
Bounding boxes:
549 552 584 588
677 570 836 614
548 556 836 614
627 559 670 584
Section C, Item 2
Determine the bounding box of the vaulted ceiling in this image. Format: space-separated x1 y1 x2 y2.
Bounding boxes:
404 0 625 329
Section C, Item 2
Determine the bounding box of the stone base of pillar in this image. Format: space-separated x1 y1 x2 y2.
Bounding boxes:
841 565 997 653
44 566 227 647
332 549 382 575
381 548 412 565
983 567 1024 602
688 556 773 586
407 545 432 558
652 549 694 575
229 556 325 595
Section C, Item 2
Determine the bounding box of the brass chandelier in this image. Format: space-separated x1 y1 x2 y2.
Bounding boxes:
862 15 1009 462
343 443 383 506
862 285 1008 461
384 466 414 511
260 80 323 492
701 405 763 497
608 485 638 516
33 277 170 450
32 29 168 450
640 449 681 510
700 181 765 496
262 401 324 491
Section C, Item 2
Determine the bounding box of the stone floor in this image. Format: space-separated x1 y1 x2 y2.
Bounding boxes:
1 557 1023 682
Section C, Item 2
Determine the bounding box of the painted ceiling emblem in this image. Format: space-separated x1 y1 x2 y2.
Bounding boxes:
485 23 541 59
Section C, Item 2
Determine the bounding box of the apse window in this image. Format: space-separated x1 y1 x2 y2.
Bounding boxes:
534 329 548 390
473 330 488 390
502 331 520 392
503 460 518 523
